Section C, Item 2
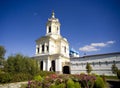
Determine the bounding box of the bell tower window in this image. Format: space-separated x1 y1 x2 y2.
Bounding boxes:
46 45 49 52
64 46 66 53
48 26 51 33
42 44 44 52
37 47 39 53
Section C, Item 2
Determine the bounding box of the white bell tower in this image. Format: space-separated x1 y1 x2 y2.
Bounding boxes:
46 11 61 39
35 11 70 74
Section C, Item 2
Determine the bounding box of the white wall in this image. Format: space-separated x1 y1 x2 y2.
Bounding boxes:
70 53 120 75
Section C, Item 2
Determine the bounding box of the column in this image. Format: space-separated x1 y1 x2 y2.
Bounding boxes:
47 58 51 71
43 60 46 71
40 45 41 54
56 58 62 74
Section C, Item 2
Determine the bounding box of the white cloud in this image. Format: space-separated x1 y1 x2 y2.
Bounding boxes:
79 45 99 52
79 40 115 52
91 43 107 47
107 41 115 44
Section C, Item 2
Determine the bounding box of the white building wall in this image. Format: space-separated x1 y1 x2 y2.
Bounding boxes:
70 53 120 76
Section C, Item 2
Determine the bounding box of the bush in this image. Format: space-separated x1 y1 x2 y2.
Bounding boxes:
57 83 65 88
93 76 105 88
74 82 81 88
37 71 55 77
34 75 43 82
67 78 75 88
117 70 120 79
11 73 32 82
50 84 56 88
0 73 12 83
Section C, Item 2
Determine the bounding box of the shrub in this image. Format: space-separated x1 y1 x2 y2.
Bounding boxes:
93 76 105 88
34 75 43 82
50 84 56 88
0 72 12 83
37 71 55 77
67 78 75 88
11 73 32 82
117 70 120 79
74 82 81 88
57 83 65 88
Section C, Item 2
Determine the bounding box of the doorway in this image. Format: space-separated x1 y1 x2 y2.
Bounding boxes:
63 66 70 74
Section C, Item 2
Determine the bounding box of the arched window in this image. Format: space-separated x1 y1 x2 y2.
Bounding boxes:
48 26 51 33
42 44 44 52
64 46 66 53
37 47 39 53
46 45 49 52
40 61 43 71
51 60 55 72
57 27 59 33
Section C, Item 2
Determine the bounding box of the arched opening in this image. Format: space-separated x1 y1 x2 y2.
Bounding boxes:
63 66 70 74
40 61 43 71
42 44 44 53
48 26 51 33
51 60 55 72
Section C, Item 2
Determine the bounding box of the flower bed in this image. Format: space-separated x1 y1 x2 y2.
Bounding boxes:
25 73 106 88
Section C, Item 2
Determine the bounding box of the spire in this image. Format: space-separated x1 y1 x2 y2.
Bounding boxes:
51 10 55 18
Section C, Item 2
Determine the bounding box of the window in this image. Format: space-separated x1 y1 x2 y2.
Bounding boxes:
105 61 108 65
46 45 49 52
42 44 44 52
64 46 66 53
40 61 43 71
37 47 39 53
92 62 95 66
113 60 116 64
48 26 51 33
51 60 55 71
57 27 59 33
99 61 101 66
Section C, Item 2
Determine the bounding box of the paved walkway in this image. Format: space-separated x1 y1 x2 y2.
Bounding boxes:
0 82 28 88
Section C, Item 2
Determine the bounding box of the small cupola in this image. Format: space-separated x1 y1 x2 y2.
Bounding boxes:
46 11 61 36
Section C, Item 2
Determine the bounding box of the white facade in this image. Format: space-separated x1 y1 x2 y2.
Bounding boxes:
34 11 70 74
70 52 120 75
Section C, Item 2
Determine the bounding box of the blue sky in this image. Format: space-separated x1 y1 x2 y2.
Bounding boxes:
0 0 120 58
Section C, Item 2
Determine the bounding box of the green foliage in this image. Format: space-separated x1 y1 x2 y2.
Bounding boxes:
0 72 32 83
74 82 81 88
117 70 120 79
86 63 92 74
93 76 105 88
50 84 56 88
34 75 43 82
4 54 39 75
11 73 32 82
37 71 55 77
111 64 118 74
0 45 6 59
56 83 65 88
26 74 106 88
0 72 12 83
67 79 75 88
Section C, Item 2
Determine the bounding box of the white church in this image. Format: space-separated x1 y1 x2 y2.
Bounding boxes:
34 11 120 75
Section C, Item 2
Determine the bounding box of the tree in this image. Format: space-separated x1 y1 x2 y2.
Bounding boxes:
4 54 39 75
86 62 92 74
0 46 6 70
0 45 6 60
111 63 118 74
